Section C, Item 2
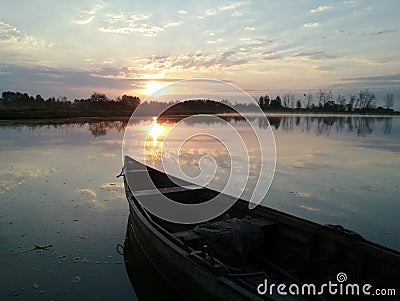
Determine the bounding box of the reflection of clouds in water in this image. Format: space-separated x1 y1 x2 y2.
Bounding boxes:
103 153 116 158
0 167 53 193
75 183 125 209
93 139 123 146
77 188 97 200
286 161 329 169
100 182 125 201
307 152 330 158
178 148 231 170
347 159 388 167
292 192 312 198
101 182 123 189
75 188 104 209
300 205 319 212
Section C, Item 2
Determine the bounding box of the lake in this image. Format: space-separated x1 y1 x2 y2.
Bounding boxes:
0 115 399 300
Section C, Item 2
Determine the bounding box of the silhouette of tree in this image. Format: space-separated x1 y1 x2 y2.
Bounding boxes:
258 94 270 110
269 96 282 111
121 95 140 109
385 93 394 110
90 92 108 102
357 90 376 111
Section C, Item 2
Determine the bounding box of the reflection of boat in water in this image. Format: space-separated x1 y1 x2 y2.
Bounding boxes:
123 155 399 300
123 223 183 301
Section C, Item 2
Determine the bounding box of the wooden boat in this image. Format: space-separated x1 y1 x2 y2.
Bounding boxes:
123 224 184 300
122 155 399 300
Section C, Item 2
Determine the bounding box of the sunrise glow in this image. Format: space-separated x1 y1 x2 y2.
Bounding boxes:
144 81 166 96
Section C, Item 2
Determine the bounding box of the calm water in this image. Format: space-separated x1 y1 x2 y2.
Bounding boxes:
0 115 399 300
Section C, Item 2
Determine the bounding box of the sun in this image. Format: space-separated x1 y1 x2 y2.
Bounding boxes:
144 81 165 96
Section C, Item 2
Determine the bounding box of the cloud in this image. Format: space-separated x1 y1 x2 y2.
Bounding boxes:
105 13 125 24
218 2 243 11
177 10 187 15
203 2 247 17
314 66 335 72
0 21 53 49
164 20 183 28
74 15 95 25
208 39 225 44
0 64 138 99
310 6 332 14
293 51 337 60
100 12 165 36
0 21 23 42
74 3 105 25
370 29 396 36
329 73 400 95
99 23 163 36
262 50 284 61
343 74 400 82
303 22 320 28
129 14 152 22
205 8 217 16
128 52 250 75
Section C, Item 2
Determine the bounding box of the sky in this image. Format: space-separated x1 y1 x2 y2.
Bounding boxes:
0 0 399 104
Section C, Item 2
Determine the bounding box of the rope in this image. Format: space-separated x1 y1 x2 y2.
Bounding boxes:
116 243 124 256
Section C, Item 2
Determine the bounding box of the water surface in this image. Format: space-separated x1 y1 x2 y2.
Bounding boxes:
0 115 399 300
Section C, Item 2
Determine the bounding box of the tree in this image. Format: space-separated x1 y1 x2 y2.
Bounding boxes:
357 89 376 111
347 95 356 112
90 92 108 102
336 94 346 112
385 93 394 110
282 93 295 109
269 96 282 110
282 93 289 108
121 95 140 109
318 90 326 107
258 96 266 110
306 93 313 110
258 94 270 110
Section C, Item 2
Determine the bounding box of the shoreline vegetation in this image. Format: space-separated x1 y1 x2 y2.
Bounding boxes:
0 90 398 120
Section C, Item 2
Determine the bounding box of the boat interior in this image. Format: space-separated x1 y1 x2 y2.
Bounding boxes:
124 157 399 299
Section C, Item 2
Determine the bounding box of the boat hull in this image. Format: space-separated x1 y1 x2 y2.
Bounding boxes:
126 186 263 301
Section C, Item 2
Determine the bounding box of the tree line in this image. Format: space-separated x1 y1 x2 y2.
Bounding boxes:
0 89 397 120
0 91 140 119
258 89 396 113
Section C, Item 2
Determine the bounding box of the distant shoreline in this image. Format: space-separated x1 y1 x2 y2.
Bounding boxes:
1 91 398 120
0 109 134 120
1 111 399 123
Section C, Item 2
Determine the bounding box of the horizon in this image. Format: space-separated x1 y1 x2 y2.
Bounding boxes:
1 1 399 104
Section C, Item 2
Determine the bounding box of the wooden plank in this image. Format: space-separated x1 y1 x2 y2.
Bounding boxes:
132 185 203 197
